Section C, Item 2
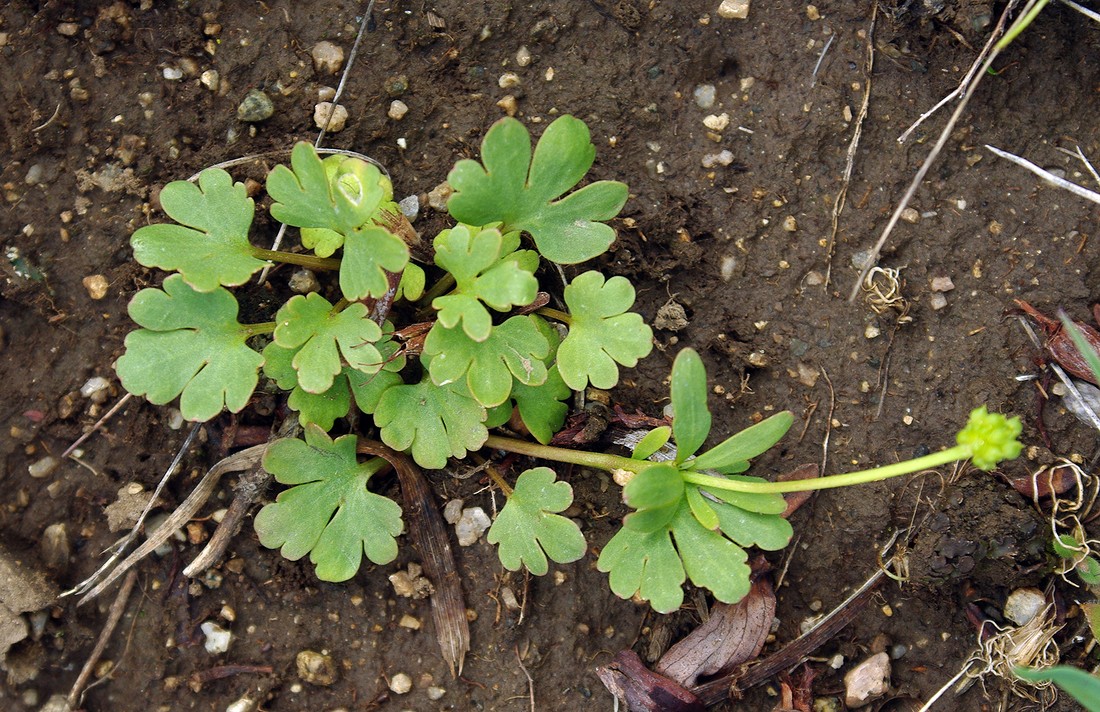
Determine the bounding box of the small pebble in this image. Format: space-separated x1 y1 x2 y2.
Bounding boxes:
693 84 717 109
388 99 409 120
317 85 336 101
703 113 729 131
41 523 70 570
496 95 518 116
384 75 409 96
296 650 337 686
311 41 345 74
57 22 80 36
288 269 320 294
804 270 824 286
426 686 446 700
81 376 111 403
237 90 274 122
783 216 798 232
398 195 419 220
398 614 421 630
930 276 954 292
1004 587 1045 626
929 293 948 311
200 70 220 91
654 301 689 331
29 456 61 479
900 207 920 224
701 150 734 168
389 672 412 694
843 652 890 708
82 274 108 300
314 102 348 132
806 4 821 20
717 0 750 19
167 408 185 430
864 324 880 339
428 183 453 211
200 621 232 654
498 72 521 89
25 164 45 185
455 507 491 546
515 46 532 67
443 499 464 524
225 697 256 712
162 66 184 81
850 248 875 271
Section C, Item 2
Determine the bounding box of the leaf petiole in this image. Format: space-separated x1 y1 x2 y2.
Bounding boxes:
242 321 276 337
250 247 341 272
535 307 572 325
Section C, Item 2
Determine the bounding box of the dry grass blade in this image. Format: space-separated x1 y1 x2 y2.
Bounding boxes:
985 144 1100 207
67 570 138 709
75 442 269 605
360 439 470 677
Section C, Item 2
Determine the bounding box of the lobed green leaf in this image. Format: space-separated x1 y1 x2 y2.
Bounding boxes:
556 271 653 391
267 142 384 235
255 426 403 582
511 365 571 444
486 467 586 575
424 315 549 407
115 275 263 422
339 224 409 301
447 116 629 264
273 293 383 394
131 168 265 291
374 366 489 469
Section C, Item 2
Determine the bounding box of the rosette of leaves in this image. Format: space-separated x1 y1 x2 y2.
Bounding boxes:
597 350 795 613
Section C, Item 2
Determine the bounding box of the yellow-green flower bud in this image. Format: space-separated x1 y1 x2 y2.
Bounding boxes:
955 406 1023 471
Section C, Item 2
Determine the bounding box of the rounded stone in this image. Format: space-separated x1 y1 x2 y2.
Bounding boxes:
237 90 274 122
314 102 348 132
311 41 345 75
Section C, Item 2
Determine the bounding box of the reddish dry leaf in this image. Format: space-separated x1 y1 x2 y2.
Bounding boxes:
655 576 776 688
1005 465 1078 500
1016 299 1100 385
596 649 705 712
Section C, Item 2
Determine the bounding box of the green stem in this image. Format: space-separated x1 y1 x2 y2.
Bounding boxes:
687 444 974 494
995 0 1050 50
250 247 341 271
486 434 975 495
484 435 650 475
242 321 276 337
418 273 456 306
536 307 572 325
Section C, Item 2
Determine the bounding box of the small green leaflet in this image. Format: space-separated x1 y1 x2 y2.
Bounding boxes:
255 426 404 582
273 293 383 394
556 271 653 390
487 468 587 575
262 342 351 429
374 368 489 469
267 142 385 236
688 411 794 473
339 224 409 301
131 168 265 291
670 349 711 464
432 224 539 341
622 464 684 533
424 315 549 407
598 501 753 613
511 365 571 444
447 115 629 264
115 275 263 422
631 426 672 461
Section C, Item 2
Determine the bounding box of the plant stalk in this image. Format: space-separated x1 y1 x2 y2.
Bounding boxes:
535 307 572 325
242 322 276 337
250 247 341 271
485 434 974 495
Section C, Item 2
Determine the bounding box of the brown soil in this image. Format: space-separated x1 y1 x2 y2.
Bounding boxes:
1 1 1098 710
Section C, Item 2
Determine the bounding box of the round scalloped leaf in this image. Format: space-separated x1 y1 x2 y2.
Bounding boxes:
131 168 265 291
115 275 263 421
557 271 653 391
273 293 383 394
487 468 586 575
446 116 628 265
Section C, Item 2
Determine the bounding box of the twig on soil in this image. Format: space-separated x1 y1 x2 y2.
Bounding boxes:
1061 0 1100 21
516 645 536 712
848 0 1035 303
819 368 835 478
73 441 269 605
31 101 62 132
823 7 874 287
810 33 834 88
67 570 138 709
60 392 133 459
984 144 1100 207
63 422 201 599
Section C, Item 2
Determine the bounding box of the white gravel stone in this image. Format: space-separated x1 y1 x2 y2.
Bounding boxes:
693 84 716 109
162 66 183 81
515 46 532 67
930 276 955 292
314 102 348 132
311 41 345 74
703 113 729 131
1004 587 1046 626
388 100 409 120
201 621 232 654
455 507 491 546
498 72 521 89
389 672 412 694
717 0 750 19
844 652 890 708
29 456 60 479
930 293 948 311
701 150 734 168
81 376 110 402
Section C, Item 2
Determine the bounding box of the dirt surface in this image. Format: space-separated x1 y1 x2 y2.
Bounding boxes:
2 1 1099 710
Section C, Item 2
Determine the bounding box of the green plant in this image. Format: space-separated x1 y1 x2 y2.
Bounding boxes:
116 116 1023 612
1015 665 1100 712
